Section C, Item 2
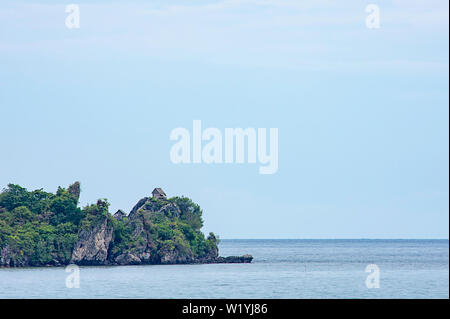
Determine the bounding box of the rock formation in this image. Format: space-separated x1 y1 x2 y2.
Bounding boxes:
0 183 253 267
70 216 114 265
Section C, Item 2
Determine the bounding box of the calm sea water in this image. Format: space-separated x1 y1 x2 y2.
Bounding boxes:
0 239 448 298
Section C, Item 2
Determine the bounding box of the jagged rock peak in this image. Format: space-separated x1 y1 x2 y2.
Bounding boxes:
68 181 81 202
128 197 150 219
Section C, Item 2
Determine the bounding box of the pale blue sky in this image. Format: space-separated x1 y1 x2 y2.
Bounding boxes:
0 0 448 238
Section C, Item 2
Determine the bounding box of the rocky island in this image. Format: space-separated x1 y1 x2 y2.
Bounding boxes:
0 182 252 267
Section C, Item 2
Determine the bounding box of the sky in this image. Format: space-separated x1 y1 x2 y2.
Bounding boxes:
0 0 448 239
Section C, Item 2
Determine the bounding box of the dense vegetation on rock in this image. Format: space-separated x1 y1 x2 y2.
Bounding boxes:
0 182 251 267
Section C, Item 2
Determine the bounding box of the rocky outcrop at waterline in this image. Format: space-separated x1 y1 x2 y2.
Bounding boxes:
70 215 114 266
0 183 252 267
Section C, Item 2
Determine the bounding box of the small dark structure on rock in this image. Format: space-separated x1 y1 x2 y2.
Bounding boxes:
113 209 126 221
152 188 166 200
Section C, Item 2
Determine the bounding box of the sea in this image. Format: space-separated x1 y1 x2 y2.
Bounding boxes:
0 239 448 298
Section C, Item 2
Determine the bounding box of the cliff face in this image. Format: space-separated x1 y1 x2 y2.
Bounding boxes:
0 183 252 267
0 244 11 267
71 216 114 265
